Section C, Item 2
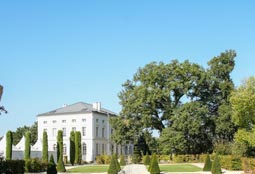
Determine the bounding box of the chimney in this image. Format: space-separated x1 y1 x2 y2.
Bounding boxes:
92 102 101 111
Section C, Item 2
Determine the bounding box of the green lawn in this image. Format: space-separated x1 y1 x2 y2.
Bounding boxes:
67 165 109 173
159 164 202 172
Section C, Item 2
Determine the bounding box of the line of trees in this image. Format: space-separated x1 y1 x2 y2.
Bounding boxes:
110 50 255 156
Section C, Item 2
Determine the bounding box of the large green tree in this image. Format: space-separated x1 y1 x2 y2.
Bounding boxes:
230 76 255 156
13 122 38 145
112 50 236 154
42 131 48 162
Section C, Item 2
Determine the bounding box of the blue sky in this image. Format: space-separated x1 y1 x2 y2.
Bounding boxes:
0 1 255 136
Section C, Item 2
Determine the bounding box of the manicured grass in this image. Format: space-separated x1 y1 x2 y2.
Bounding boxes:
67 165 109 173
159 164 202 172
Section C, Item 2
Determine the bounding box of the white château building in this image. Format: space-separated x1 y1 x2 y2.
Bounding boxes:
37 102 132 162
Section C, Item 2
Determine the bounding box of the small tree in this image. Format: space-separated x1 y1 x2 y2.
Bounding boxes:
143 152 150 165
107 155 118 174
24 131 31 160
42 131 48 162
211 153 222 174
114 154 121 172
203 153 212 171
120 154 126 166
75 131 82 164
149 153 160 174
47 154 57 174
56 130 66 172
6 131 13 160
132 143 141 164
69 131 75 165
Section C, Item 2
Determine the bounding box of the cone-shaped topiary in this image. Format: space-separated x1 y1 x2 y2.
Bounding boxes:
42 131 48 162
69 131 75 165
143 152 150 165
150 153 160 174
211 153 222 174
203 153 212 171
47 154 57 174
107 155 118 174
120 154 126 166
148 153 154 172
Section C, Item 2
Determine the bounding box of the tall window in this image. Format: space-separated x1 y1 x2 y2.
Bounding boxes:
82 118 86 122
72 119 76 123
102 128 105 138
63 128 66 136
82 143 87 155
63 144 67 155
53 144 57 151
52 120 57 123
72 127 76 132
62 120 66 123
52 128 57 137
82 127 86 136
96 127 99 137
96 143 99 155
102 144 105 154
96 119 99 123
43 121 47 124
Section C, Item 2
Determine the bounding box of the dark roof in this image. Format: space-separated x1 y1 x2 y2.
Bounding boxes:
37 102 118 116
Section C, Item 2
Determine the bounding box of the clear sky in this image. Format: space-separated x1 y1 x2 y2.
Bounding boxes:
0 1 255 136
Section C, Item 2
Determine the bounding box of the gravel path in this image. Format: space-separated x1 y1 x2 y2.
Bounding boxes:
122 164 150 174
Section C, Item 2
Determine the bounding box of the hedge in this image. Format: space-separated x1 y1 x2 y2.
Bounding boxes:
1 160 25 174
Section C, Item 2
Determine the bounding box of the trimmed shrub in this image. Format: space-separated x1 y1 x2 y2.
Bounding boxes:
114 154 121 172
42 131 48 162
96 155 112 164
143 153 150 165
203 153 212 171
4 160 25 174
6 131 13 160
211 153 222 174
24 131 31 160
75 131 82 164
56 130 66 172
150 153 160 174
25 158 48 173
47 154 57 174
120 154 126 166
107 155 118 174
69 131 75 165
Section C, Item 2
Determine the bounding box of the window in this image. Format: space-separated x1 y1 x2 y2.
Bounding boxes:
96 119 99 123
102 128 105 138
63 144 67 155
53 144 57 151
72 119 76 123
52 128 57 137
102 144 105 154
96 143 99 155
96 127 99 137
62 120 66 123
82 143 87 155
72 127 76 132
82 118 86 122
102 120 105 123
111 129 113 134
63 128 66 136
43 128 47 133
82 127 86 136
43 121 47 124
52 120 57 123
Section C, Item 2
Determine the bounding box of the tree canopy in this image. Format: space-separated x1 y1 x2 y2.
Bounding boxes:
111 50 237 154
